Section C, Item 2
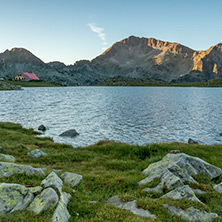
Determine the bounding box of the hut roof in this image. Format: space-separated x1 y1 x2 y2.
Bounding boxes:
20 72 39 80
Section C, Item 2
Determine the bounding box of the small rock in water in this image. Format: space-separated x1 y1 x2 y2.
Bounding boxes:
38 125 47 131
188 138 199 144
219 133 222 136
59 129 79 138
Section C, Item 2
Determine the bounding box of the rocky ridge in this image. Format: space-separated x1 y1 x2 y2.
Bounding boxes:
1 37 222 85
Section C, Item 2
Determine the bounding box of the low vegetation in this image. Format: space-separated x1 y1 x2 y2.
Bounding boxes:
6 80 64 87
0 122 222 221
98 76 222 87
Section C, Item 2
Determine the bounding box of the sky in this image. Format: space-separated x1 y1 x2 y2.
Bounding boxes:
0 0 222 64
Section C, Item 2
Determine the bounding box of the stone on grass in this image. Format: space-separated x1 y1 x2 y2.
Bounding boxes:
213 182 222 193
143 183 164 193
0 154 15 162
107 196 156 219
161 185 202 203
164 204 218 222
27 149 47 158
59 129 79 138
192 188 206 195
61 172 82 187
138 153 222 192
0 162 45 178
27 187 58 214
41 172 63 196
0 183 34 215
52 192 71 222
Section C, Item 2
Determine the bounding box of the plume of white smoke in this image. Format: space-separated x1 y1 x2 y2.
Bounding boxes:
88 23 108 51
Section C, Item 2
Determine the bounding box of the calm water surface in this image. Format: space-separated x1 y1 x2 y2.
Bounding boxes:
0 86 222 147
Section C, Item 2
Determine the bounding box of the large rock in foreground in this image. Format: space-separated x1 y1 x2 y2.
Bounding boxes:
27 187 59 214
161 185 202 203
61 172 82 187
0 154 15 162
52 192 71 222
41 171 63 196
0 183 34 215
0 162 45 178
138 153 222 192
163 204 218 222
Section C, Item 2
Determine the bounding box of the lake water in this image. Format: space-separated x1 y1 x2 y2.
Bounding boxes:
0 86 222 147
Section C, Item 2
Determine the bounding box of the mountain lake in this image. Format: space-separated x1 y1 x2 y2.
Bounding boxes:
0 86 222 147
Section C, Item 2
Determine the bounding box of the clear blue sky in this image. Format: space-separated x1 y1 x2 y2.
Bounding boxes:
0 0 222 64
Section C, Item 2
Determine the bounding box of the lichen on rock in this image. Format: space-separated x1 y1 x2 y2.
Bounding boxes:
163 204 218 222
107 195 156 219
0 162 45 178
138 153 222 192
27 187 59 214
61 172 82 187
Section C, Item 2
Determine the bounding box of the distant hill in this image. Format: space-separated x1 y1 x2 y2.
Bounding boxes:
0 36 222 85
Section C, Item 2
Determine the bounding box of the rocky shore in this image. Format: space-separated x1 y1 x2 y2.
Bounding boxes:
0 122 222 221
0 80 21 90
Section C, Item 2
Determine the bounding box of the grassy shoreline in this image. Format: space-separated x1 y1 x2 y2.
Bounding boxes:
0 122 222 221
97 78 222 87
6 80 64 87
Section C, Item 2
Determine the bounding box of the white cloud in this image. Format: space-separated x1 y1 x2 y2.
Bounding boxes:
88 23 108 51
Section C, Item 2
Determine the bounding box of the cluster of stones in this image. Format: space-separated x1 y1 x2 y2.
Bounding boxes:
107 152 222 221
0 147 82 221
137 152 222 221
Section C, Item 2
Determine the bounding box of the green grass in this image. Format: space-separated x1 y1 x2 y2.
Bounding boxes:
0 122 222 221
98 77 222 87
6 80 63 87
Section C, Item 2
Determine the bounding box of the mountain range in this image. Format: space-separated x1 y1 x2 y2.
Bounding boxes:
0 36 222 85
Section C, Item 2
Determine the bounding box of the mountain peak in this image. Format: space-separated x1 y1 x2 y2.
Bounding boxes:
0 47 44 65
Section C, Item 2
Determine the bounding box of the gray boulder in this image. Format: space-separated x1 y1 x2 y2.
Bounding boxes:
0 183 34 215
164 204 218 222
27 187 59 214
0 154 15 162
27 149 47 158
0 162 45 178
213 182 222 193
161 185 202 203
52 192 71 222
107 196 156 219
41 172 63 196
138 153 222 192
61 172 82 187
59 129 79 138
192 188 206 195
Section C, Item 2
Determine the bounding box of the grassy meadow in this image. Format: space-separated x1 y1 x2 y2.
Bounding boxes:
0 122 222 221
